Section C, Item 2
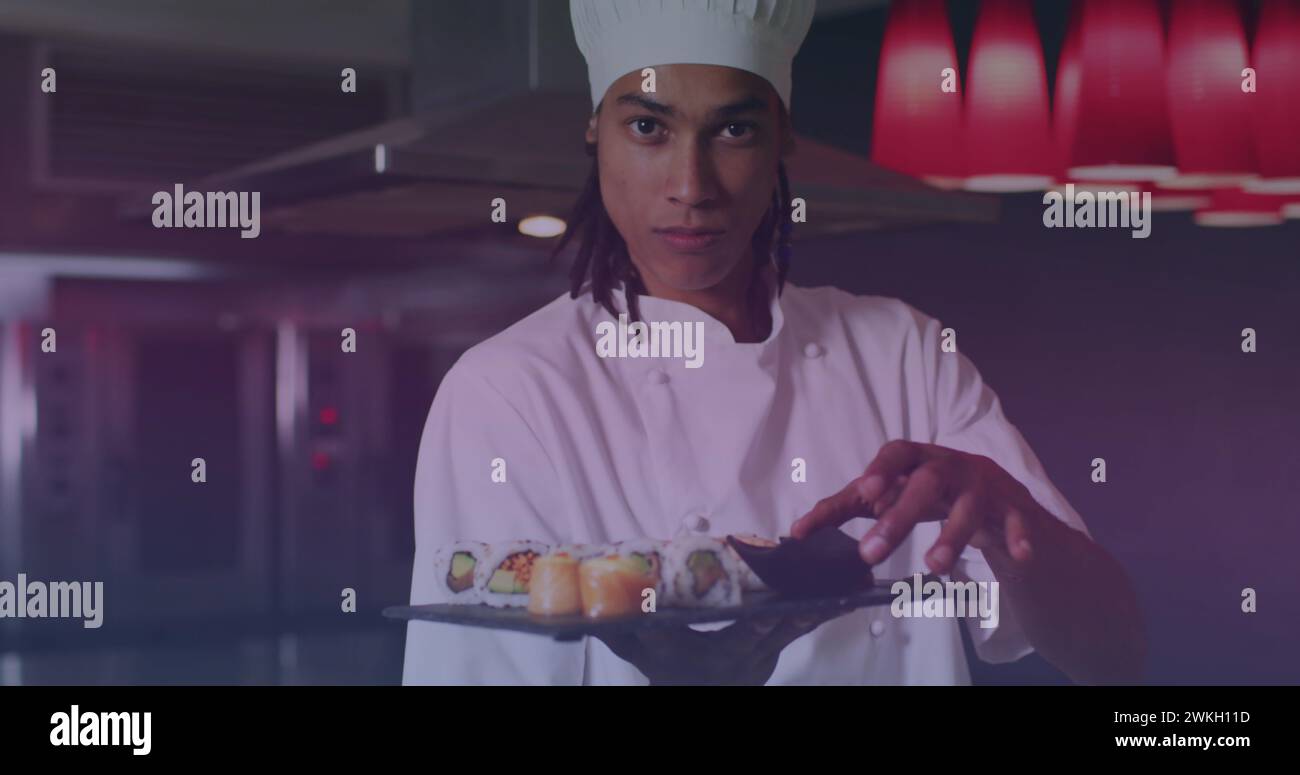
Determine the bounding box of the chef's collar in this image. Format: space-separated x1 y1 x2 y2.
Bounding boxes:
608 262 787 348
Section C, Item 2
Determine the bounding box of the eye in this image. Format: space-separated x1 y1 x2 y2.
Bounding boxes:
628 117 662 138
720 121 757 140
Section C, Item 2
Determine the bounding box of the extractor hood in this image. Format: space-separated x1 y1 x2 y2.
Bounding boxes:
138 0 996 240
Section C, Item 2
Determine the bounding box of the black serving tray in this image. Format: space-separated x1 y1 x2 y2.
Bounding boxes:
383 575 937 642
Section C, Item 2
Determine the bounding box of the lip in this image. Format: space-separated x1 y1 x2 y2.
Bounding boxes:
655 228 725 251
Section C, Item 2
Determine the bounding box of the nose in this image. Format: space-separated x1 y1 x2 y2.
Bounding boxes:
665 139 719 209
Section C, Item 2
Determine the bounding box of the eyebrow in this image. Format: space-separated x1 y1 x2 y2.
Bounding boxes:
613 93 769 121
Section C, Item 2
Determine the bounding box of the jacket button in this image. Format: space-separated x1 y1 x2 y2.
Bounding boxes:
803 342 824 358
647 369 670 385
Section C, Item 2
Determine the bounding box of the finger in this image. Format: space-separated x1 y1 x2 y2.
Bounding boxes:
790 477 875 539
1004 507 1034 564
926 490 984 574
791 442 935 540
860 460 953 564
871 474 911 517
860 440 932 494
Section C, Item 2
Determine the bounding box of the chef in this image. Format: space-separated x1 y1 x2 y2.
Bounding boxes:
402 0 1144 685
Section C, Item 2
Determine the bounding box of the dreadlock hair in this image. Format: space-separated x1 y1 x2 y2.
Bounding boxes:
549 106 796 324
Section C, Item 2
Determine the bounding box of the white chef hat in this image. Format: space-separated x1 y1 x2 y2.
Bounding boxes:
570 0 816 114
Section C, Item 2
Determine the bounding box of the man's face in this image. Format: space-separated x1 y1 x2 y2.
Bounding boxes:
586 64 794 294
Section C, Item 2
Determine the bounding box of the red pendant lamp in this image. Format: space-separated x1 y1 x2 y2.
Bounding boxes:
1194 190 1289 227
1245 0 1300 193
1164 0 1257 189
1053 0 1085 183
1066 0 1177 181
872 0 965 189
962 0 1055 191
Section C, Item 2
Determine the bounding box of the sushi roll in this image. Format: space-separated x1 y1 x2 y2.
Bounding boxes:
528 554 582 616
578 554 654 618
725 534 777 593
663 536 743 608
612 538 668 600
477 540 549 608
430 541 488 604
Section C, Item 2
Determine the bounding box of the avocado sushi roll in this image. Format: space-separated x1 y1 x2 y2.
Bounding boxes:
430 541 488 604
611 538 668 600
663 536 743 608
477 540 550 608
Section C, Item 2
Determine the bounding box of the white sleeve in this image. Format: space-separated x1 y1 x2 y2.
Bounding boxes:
910 303 1091 665
401 356 586 685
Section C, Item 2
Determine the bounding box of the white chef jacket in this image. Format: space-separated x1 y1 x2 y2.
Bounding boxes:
402 267 1091 685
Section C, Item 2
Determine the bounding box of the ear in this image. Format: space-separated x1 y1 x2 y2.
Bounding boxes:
584 112 599 145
